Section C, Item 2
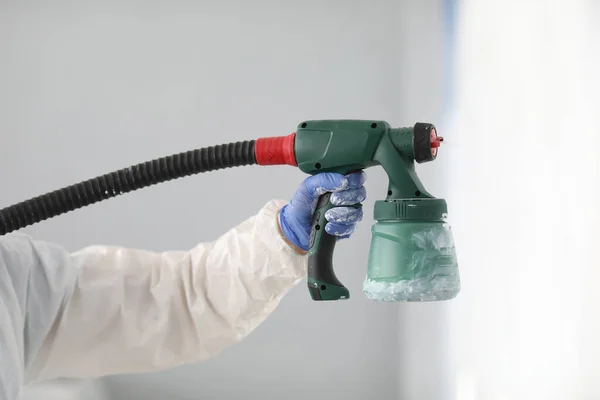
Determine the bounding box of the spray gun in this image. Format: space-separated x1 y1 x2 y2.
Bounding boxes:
0 119 460 302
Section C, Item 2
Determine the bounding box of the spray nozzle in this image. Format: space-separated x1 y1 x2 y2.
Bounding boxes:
431 136 443 148
428 127 443 159
413 123 442 163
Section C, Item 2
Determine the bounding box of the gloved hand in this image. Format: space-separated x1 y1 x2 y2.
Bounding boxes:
278 171 367 253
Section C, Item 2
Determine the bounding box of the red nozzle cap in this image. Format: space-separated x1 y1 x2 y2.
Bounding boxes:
429 127 442 157
431 136 443 148
255 133 297 166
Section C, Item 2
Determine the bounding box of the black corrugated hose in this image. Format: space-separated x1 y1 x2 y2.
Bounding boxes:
0 141 257 235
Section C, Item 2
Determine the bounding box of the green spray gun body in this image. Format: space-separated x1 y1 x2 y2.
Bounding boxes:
291 120 459 301
0 119 459 303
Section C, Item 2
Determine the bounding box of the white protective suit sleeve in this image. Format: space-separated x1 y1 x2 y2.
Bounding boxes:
0 199 306 398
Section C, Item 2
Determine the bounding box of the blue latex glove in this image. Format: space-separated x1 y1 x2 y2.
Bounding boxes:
279 171 367 252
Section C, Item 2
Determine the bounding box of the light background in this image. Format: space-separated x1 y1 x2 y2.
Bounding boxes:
1 1 599 399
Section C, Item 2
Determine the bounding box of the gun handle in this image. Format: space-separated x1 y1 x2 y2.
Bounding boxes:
307 193 350 301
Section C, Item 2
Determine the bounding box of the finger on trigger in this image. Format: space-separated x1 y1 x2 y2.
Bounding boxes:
330 187 367 205
303 172 348 198
345 170 367 189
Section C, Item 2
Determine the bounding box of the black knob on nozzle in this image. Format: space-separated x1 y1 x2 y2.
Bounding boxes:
413 122 442 163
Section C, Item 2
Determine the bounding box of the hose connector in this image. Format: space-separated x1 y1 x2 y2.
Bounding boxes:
255 133 297 166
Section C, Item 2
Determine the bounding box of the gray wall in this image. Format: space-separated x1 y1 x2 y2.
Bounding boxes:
1 1 446 399
393 2 455 399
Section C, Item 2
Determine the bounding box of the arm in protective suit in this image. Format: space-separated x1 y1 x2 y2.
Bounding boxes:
0 171 366 397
